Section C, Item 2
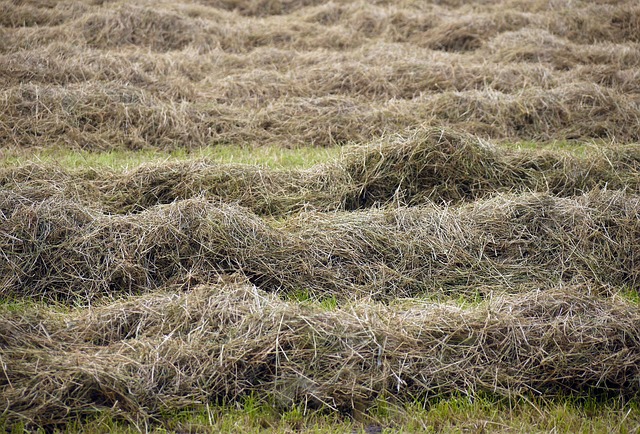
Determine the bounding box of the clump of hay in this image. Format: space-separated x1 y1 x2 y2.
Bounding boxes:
423 11 534 52
0 83 212 150
2 284 640 428
0 1 82 27
342 128 531 207
547 4 640 44
101 160 353 214
424 83 640 142
79 5 216 51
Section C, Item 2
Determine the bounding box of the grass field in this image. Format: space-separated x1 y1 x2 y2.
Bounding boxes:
1 0 640 432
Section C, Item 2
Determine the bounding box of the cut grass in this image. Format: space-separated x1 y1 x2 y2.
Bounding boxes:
3 283 640 430
0 138 609 173
2 1 639 150
3 189 638 302
3 130 639 219
2 0 640 430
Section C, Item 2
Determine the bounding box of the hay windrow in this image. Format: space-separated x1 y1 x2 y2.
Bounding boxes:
1 189 637 303
2 284 640 428
2 129 639 214
2 81 638 150
1 0 639 148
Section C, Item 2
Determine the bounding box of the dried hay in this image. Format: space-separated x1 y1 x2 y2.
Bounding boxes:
1 188 637 303
1 0 639 146
79 5 216 51
0 83 212 150
2 128 639 214
2 284 639 428
547 4 640 44
3 80 638 149
2 0 640 429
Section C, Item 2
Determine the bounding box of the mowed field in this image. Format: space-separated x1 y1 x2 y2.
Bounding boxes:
1 0 640 432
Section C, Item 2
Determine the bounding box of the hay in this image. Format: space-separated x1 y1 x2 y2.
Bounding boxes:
2 128 639 215
1 188 638 303
3 79 637 150
0 83 212 150
2 0 640 429
79 5 218 51
1 0 639 148
2 284 640 428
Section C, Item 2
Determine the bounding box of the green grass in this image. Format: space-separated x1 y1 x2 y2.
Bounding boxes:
5 395 638 433
1 138 601 173
287 289 340 310
0 144 342 171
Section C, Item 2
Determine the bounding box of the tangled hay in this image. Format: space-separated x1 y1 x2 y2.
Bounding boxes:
1 0 639 148
3 81 638 149
2 129 639 214
2 284 640 428
0 83 214 150
1 188 638 303
3 0 640 430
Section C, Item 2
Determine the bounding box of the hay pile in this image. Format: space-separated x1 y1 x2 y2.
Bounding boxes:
2 129 639 214
2 284 640 428
1 188 637 303
1 0 640 149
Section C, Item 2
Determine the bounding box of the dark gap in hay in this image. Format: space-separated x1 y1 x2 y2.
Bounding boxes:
196 0 328 17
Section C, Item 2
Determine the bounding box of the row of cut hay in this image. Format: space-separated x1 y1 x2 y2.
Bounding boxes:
0 3 363 54
340 129 640 208
420 84 640 143
0 1 88 28
0 83 212 150
484 30 640 71
2 187 638 303
2 283 639 428
212 52 640 101
1 1 637 53
3 41 639 99
0 45 204 100
3 129 639 215
2 81 639 149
